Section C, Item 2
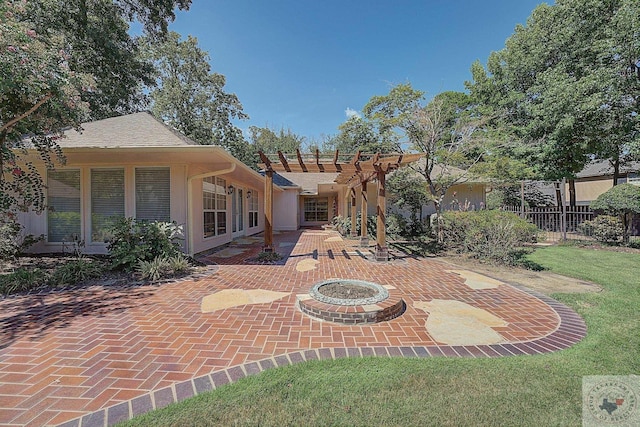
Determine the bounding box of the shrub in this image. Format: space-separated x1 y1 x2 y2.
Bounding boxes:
0 213 42 260
0 216 22 260
590 183 640 243
48 259 106 288
577 215 624 245
0 268 47 295
331 214 416 240
440 210 539 265
136 254 192 282
107 218 185 271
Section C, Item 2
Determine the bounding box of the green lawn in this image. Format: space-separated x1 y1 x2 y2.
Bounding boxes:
120 246 640 427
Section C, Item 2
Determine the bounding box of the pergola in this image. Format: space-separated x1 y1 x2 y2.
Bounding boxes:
258 149 423 261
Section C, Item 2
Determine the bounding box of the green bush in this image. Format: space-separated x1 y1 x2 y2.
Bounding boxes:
47 259 106 288
331 214 420 240
440 210 539 265
136 254 192 282
0 213 42 260
577 215 624 244
590 183 640 243
107 218 185 271
0 268 47 295
0 216 22 260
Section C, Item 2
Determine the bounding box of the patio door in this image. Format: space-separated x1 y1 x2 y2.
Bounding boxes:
232 187 244 237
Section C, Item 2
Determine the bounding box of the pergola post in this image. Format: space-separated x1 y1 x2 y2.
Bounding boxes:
375 170 388 261
360 181 369 247
350 188 358 238
264 169 274 252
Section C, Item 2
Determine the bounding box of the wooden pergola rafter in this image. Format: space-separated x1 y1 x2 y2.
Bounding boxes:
258 149 423 260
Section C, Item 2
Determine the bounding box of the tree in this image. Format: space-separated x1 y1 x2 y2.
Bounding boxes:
326 116 395 155
248 126 304 154
1 1 91 212
143 32 250 164
2 0 190 214
22 0 192 119
590 183 640 243
468 0 640 205
364 84 485 215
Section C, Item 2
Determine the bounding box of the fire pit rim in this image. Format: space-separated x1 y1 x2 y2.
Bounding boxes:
309 278 389 306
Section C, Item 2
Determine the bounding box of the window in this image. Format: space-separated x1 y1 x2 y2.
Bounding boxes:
47 170 81 242
91 168 125 242
203 177 226 237
136 167 170 221
304 197 329 222
248 190 259 228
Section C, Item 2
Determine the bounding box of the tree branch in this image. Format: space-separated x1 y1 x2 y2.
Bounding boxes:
0 93 53 134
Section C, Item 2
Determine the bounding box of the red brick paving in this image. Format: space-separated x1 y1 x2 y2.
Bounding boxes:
0 229 586 426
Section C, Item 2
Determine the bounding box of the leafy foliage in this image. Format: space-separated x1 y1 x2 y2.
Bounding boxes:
325 116 396 155
135 254 191 282
107 218 185 271
0 267 47 295
143 32 249 161
577 215 624 245
590 183 640 243
0 213 42 260
439 210 539 265
364 84 487 214
47 259 105 288
2 0 190 215
1 1 92 213
468 0 640 193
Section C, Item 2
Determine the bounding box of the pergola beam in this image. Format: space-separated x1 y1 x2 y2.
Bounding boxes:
256 150 424 261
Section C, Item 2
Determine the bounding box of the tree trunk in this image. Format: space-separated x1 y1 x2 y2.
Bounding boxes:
612 158 620 187
568 179 577 207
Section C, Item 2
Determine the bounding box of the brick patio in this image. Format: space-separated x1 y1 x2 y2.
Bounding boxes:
0 229 586 427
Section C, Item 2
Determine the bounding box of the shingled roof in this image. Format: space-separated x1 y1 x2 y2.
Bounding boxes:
57 112 197 148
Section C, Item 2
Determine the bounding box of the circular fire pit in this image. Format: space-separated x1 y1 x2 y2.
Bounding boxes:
298 279 405 324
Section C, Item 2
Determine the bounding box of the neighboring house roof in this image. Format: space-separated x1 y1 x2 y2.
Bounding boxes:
278 172 340 195
57 111 196 148
576 160 640 178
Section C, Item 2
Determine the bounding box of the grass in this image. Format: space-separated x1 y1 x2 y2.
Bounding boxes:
119 246 640 427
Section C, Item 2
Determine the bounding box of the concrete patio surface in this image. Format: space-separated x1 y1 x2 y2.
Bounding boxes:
0 229 586 426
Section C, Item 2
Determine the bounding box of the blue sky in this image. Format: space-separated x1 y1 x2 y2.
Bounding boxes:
169 1 550 144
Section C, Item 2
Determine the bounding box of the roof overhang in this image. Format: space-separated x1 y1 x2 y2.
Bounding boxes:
26 145 281 192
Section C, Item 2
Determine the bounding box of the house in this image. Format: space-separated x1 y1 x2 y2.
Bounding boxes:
272 164 487 227
17 112 276 256
272 172 377 229
569 160 640 205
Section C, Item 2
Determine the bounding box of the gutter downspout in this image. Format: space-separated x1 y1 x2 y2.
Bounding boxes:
186 164 236 257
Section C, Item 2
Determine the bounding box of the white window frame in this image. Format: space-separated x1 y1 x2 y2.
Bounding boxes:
203 176 227 238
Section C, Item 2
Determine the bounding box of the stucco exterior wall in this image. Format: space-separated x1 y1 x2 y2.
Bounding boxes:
273 189 299 231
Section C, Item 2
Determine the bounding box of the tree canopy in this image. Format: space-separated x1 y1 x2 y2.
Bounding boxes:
1 0 190 213
143 31 249 163
468 0 640 199
363 83 486 213
590 183 640 242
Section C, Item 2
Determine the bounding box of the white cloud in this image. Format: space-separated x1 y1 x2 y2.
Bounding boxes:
345 108 362 119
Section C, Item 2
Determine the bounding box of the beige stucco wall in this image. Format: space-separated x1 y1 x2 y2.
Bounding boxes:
568 178 613 204
273 189 300 230
421 182 486 217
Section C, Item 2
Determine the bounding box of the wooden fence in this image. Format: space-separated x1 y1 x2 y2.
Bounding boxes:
502 205 595 241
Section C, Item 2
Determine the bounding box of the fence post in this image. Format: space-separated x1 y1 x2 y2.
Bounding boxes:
560 178 567 241
520 180 525 218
